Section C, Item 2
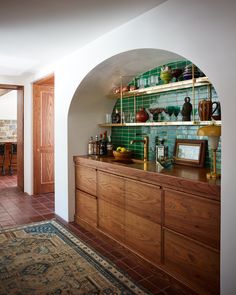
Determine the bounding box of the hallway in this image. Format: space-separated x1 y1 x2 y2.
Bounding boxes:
0 175 54 229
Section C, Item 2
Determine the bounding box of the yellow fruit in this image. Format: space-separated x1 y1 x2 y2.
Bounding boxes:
121 147 127 152
116 147 122 152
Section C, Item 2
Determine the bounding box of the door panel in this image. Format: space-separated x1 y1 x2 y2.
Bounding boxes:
33 84 54 194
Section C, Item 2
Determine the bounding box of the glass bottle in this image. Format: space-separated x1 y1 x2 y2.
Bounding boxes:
107 135 113 156
99 133 107 156
112 109 121 124
94 135 100 155
88 136 94 155
156 138 168 162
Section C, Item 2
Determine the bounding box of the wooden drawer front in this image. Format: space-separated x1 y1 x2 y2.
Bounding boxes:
125 211 161 265
164 189 220 249
75 190 97 227
75 165 96 196
164 229 220 295
97 171 125 208
98 199 125 242
125 179 161 224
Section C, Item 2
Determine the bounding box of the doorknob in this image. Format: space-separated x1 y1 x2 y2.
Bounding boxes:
37 148 40 152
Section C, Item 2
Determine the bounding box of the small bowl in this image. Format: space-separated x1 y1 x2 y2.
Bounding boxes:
113 150 133 161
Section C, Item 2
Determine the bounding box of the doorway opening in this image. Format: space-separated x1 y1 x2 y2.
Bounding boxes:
0 84 24 191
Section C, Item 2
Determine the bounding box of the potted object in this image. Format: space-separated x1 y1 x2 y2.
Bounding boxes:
171 68 183 82
136 108 149 122
182 64 200 80
160 65 172 84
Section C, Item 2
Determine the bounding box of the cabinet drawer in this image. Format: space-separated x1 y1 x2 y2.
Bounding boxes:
75 190 97 227
125 211 161 265
98 199 125 242
75 165 96 196
164 229 219 295
164 189 220 248
97 171 125 208
125 179 161 223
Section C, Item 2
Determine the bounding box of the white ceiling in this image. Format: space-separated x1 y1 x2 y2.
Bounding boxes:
0 0 166 77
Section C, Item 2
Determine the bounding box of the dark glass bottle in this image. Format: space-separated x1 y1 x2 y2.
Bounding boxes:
99 133 107 156
112 109 121 123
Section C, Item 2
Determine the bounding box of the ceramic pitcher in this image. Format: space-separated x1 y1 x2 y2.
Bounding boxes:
198 99 220 121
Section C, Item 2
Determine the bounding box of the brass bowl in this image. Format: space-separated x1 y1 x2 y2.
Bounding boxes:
113 150 133 161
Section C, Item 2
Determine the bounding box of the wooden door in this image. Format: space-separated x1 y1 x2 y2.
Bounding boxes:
33 84 54 194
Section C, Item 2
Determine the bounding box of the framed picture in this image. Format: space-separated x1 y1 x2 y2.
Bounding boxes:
174 139 207 167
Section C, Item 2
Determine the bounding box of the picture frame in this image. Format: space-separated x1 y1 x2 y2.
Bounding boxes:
174 139 207 167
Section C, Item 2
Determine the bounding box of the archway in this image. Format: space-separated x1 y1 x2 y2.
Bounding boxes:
68 48 221 220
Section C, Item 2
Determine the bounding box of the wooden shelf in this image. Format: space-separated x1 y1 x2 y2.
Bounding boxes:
99 120 221 127
108 77 211 99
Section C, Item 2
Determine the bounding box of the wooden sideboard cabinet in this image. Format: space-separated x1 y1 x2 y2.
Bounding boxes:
74 156 220 295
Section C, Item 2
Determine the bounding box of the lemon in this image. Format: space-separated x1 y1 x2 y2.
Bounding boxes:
116 147 122 152
121 147 127 152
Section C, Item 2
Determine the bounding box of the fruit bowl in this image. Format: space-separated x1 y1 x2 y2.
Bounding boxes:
113 150 133 161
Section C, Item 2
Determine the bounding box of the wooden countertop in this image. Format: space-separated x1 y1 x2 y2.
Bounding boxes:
74 155 221 201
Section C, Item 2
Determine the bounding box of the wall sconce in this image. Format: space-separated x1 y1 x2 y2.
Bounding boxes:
197 124 221 179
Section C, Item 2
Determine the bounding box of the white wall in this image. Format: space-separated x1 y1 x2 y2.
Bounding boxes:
0 90 17 120
55 1 236 294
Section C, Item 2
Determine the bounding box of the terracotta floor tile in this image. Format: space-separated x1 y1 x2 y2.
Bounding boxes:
138 279 161 294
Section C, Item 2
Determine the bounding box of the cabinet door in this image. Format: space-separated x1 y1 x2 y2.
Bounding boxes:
164 189 220 249
125 178 162 224
97 171 125 242
125 211 162 265
75 190 97 227
164 229 220 295
97 171 125 208
75 165 96 196
98 199 125 242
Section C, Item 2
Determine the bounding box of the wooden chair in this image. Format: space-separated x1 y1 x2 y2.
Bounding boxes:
0 143 6 175
9 143 17 175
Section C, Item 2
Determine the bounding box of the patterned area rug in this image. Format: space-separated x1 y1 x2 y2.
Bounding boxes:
0 220 148 294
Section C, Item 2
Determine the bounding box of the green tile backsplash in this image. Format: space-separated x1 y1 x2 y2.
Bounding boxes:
111 60 221 171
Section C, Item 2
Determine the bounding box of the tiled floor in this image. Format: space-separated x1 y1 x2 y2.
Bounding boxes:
0 175 55 228
0 174 197 295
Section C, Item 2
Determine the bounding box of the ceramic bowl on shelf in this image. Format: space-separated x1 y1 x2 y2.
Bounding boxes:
113 150 133 161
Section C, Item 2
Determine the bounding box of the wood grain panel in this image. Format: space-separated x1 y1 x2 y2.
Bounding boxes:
125 211 162 264
164 189 220 249
98 199 125 242
75 165 96 196
164 229 220 295
125 178 162 223
97 171 125 208
41 152 54 183
75 190 97 227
